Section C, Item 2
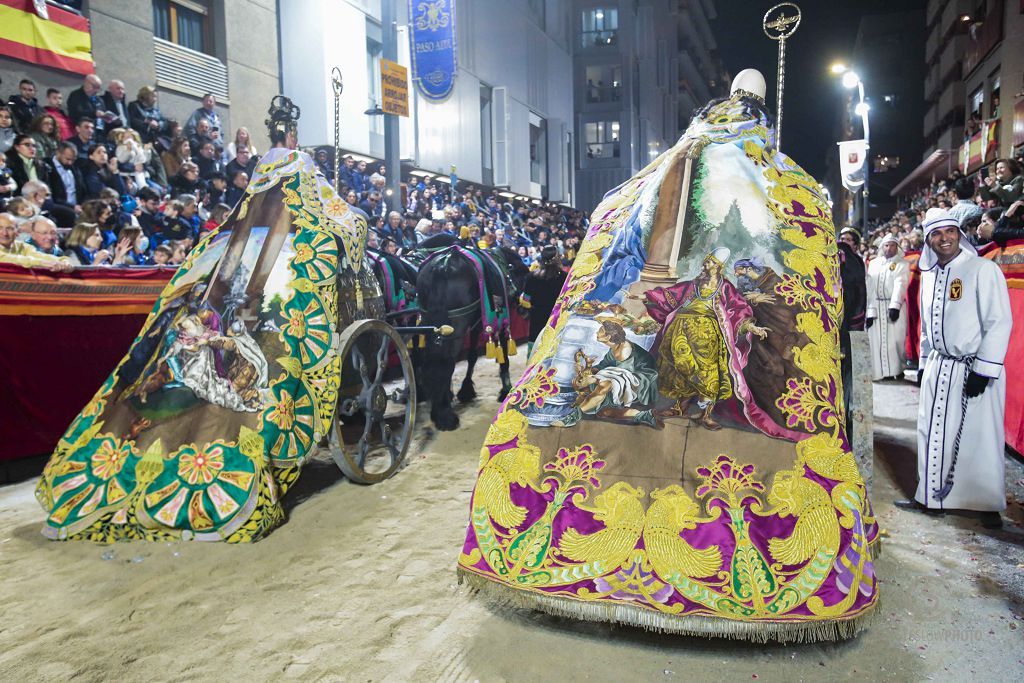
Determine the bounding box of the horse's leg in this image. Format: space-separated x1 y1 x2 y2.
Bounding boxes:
497 338 512 402
425 347 460 431
458 324 480 403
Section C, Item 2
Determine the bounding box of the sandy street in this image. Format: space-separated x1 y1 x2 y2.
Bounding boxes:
1 358 1022 682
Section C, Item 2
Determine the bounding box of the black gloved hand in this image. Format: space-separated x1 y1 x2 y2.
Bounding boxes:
866 317 875 329
888 308 900 323
964 371 990 398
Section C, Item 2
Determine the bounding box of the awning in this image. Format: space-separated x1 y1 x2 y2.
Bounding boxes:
890 149 955 197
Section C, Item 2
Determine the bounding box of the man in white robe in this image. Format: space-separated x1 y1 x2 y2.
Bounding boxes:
895 209 1012 529
866 234 909 380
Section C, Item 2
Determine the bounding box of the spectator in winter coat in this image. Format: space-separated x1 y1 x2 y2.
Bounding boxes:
43 88 75 140
100 80 129 131
183 93 222 141
128 86 169 145
5 134 46 192
80 143 126 200
66 74 111 141
7 79 43 132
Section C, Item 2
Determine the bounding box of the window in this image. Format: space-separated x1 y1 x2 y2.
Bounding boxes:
480 85 493 186
581 8 618 47
530 113 547 187
990 73 1000 117
583 120 620 159
969 86 984 119
366 35 383 136
153 0 211 54
585 64 622 103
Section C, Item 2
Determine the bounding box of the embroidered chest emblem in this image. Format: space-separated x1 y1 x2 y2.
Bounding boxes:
949 278 963 301
889 263 897 271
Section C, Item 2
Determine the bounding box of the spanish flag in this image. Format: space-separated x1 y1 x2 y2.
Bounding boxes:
0 0 93 75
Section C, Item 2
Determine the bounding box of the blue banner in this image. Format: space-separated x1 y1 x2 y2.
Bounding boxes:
408 0 458 102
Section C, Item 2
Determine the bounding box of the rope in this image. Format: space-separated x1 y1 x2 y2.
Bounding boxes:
932 354 974 502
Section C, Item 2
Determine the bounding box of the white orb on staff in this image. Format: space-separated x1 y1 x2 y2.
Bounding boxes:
763 2 801 152
331 67 344 194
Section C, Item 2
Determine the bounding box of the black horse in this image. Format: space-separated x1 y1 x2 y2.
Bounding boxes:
415 234 528 430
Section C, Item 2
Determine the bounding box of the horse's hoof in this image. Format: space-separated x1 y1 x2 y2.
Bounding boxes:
457 384 477 403
432 411 460 431
497 387 511 402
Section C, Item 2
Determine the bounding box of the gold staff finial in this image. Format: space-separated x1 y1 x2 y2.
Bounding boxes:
763 2 802 151
331 67 344 194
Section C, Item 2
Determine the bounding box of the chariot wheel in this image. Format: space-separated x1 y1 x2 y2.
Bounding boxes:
329 319 417 484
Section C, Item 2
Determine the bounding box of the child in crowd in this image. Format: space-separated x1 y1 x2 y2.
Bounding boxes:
169 240 188 265
112 127 151 192
158 199 189 242
151 243 173 265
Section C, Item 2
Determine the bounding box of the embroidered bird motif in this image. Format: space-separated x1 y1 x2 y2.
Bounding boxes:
475 443 541 531
766 470 838 566
558 482 646 570
643 485 722 579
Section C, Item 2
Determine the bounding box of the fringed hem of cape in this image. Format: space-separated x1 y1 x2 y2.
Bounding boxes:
457 567 879 644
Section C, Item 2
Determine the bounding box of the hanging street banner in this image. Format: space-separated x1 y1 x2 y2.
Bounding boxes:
380 58 409 117
838 139 868 192
408 0 457 101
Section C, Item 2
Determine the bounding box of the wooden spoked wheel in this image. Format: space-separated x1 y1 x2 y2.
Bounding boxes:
329 319 417 484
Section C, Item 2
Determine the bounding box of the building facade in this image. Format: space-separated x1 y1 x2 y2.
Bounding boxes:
279 0 576 205
894 0 1024 196
572 0 727 211
0 0 280 150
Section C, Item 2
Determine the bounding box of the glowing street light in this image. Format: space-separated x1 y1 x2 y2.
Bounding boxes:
841 70 861 90
854 101 870 117
830 62 848 75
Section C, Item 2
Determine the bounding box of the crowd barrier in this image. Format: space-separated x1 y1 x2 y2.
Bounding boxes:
0 262 530 461
902 240 1024 455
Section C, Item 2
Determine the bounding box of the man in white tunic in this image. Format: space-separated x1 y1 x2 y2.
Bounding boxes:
895 209 1011 529
866 234 909 380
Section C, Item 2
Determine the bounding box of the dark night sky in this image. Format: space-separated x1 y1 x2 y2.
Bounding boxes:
711 0 928 179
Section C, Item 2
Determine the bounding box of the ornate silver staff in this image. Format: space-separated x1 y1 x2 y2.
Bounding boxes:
331 67 343 194
763 2 801 151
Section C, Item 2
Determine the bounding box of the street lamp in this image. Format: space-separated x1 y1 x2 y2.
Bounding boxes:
833 65 870 236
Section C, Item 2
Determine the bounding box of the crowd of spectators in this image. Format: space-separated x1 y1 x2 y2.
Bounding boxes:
1 74 590 275
845 152 1024 260
0 74 251 271
318 153 589 270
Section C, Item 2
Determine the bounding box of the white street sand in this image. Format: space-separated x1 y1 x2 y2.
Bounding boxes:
1 360 1022 682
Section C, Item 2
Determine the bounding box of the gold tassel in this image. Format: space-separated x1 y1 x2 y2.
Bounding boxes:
507 338 518 356
495 347 506 364
418 334 426 348
485 340 497 359
406 338 414 349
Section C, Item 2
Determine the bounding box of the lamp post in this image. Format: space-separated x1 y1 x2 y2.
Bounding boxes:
832 64 870 235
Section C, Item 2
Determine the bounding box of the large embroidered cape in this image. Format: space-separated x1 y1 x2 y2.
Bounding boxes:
36 149 372 543
458 93 879 642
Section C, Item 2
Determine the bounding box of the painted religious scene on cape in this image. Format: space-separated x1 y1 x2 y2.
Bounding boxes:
459 87 879 642
36 149 371 543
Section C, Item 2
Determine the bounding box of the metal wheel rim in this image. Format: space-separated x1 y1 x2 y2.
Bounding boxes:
329 319 417 484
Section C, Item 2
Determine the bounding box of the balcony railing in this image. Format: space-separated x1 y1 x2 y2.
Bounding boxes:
580 30 618 48
584 84 623 104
